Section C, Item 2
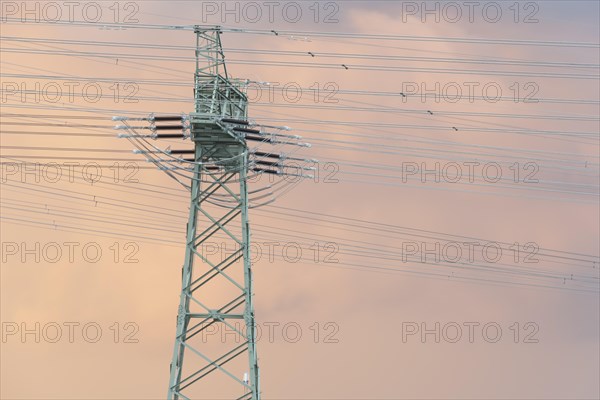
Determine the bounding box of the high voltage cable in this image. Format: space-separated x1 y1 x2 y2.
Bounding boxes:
2 19 598 48
5 202 596 287
3 142 597 189
4 47 598 80
4 36 599 70
3 114 597 139
2 33 596 80
2 201 595 293
2 123 597 175
5 127 596 195
3 176 593 265
2 97 596 150
224 27 600 48
4 141 597 181
3 119 598 166
2 22 596 294
2 159 592 210
2 157 596 204
4 121 597 165
3 111 598 163
4 142 596 178
2 209 597 293
3 195 592 272
2 175 597 264
3 94 600 122
3 202 597 290
3 150 592 204
3 70 599 106
254 117 600 138
3 151 595 197
4 216 594 294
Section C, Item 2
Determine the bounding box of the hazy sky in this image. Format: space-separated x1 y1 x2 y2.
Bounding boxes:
1 1 599 399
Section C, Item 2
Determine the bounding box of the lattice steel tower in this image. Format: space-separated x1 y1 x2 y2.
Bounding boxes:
115 25 313 399
166 27 258 399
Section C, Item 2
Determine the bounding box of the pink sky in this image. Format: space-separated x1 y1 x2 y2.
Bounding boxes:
1 1 599 399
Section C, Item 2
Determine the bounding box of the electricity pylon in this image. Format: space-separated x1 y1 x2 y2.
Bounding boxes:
114 25 314 399
165 26 259 400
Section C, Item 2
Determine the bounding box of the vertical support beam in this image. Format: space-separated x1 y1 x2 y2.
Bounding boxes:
240 154 260 399
168 146 202 400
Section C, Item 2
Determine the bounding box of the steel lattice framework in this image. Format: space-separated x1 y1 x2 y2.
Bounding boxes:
114 25 314 399
167 27 259 400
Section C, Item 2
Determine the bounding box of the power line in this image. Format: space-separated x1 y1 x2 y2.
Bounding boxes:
3 19 598 48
